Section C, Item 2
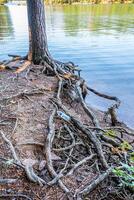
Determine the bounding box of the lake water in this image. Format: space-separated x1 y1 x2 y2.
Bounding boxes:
0 4 134 127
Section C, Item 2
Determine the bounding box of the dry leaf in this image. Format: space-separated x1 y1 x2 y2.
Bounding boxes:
111 147 122 154
0 64 6 71
63 73 72 79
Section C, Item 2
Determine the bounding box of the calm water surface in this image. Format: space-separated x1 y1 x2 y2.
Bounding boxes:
0 4 134 127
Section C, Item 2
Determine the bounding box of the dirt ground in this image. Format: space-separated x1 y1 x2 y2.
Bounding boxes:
0 66 133 200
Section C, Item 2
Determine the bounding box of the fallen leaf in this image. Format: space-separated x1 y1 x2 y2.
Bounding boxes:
111 147 122 154
62 73 72 79
0 64 6 71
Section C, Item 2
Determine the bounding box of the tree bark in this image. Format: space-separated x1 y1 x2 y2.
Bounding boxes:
27 0 50 64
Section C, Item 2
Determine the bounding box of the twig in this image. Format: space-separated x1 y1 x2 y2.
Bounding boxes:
12 117 19 135
99 135 120 147
0 178 17 184
53 124 82 151
18 141 44 147
0 89 46 102
53 142 82 152
67 154 96 176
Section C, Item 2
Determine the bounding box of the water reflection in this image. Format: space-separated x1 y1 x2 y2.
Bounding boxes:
0 5 14 40
62 4 134 36
0 4 134 127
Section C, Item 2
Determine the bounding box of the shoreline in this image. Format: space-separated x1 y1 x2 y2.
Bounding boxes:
0 64 133 133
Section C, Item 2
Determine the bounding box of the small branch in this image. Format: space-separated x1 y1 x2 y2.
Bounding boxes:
53 124 82 152
0 88 46 102
18 141 44 147
86 126 122 146
8 54 22 58
53 142 82 152
0 178 17 185
67 154 96 176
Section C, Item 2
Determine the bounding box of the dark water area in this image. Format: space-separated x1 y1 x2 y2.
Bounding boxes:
0 4 134 127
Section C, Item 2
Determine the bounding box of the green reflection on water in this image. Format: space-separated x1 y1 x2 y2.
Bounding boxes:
61 4 134 36
0 5 13 40
0 4 134 39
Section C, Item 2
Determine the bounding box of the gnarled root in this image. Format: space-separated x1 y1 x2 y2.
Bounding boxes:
45 108 70 194
0 131 46 186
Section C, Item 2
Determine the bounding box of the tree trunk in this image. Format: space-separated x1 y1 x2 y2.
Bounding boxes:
27 0 50 64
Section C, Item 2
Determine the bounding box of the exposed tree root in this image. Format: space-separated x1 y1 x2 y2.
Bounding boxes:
86 84 121 126
0 131 46 186
75 167 113 198
25 165 46 185
76 81 100 128
0 54 133 199
0 131 21 165
53 99 109 169
45 108 70 194
0 88 50 103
